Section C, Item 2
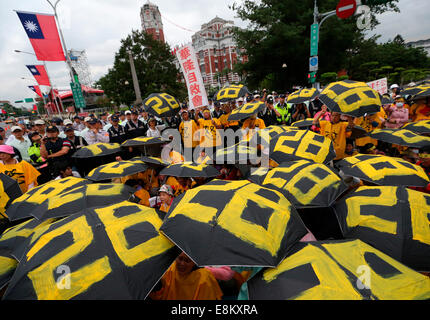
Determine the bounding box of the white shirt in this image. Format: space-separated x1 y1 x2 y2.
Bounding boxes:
84 129 109 145
7 136 31 162
103 123 112 131
146 127 161 138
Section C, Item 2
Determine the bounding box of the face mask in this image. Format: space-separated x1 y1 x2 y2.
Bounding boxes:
396 102 404 108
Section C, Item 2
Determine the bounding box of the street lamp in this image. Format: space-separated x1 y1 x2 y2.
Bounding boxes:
282 63 287 68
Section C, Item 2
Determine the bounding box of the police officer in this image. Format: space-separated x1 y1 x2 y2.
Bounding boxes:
211 102 224 119
125 110 147 139
274 94 294 126
108 115 127 144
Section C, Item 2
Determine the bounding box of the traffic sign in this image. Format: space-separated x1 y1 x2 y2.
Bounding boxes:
309 56 318 72
310 23 319 57
70 82 86 109
336 0 357 19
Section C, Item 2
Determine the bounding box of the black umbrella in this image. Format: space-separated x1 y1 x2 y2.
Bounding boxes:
159 162 220 178
143 93 180 118
0 173 23 220
215 84 250 103
160 179 308 267
71 143 121 159
247 239 430 300
121 137 169 148
86 161 148 182
369 128 430 149
5 177 92 221
269 130 337 164
249 160 348 209
3 201 179 300
30 183 136 222
333 186 430 272
0 249 18 291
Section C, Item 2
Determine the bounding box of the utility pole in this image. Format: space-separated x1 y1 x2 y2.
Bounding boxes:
127 50 143 106
309 0 337 88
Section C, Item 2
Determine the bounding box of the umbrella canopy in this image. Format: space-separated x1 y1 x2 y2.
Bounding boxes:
160 179 308 267
335 154 430 187
400 85 428 97
380 94 394 105
227 101 266 121
72 143 121 159
143 93 180 118
251 125 300 147
5 177 91 221
291 118 314 128
249 160 347 209
0 217 58 262
402 120 430 135
160 162 220 178
369 128 430 149
287 88 319 104
30 183 136 222
349 125 368 140
414 87 430 99
214 84 250 103
2 201 179 300
86 160 148 182
247 239 430 300
0 249 18 291
215 142 259 164
269 130 337 164
140 156 170 167
318 80 382 117
333 186 430 272
0 173 23 219
121 137 169 148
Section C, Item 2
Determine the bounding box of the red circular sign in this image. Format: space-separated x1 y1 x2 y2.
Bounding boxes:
336 0 357 19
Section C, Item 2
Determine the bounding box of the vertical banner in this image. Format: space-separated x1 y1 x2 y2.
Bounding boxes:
367 78 388 95
176 43 208 110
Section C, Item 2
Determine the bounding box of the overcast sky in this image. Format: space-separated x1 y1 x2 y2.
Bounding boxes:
1 0 429 110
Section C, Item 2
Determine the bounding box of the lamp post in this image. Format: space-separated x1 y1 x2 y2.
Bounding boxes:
127 50 143 106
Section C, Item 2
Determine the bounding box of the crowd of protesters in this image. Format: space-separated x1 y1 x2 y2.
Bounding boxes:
1 82 430 300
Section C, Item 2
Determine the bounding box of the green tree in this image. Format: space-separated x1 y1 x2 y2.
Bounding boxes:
230 0 399 91
95 30 187 105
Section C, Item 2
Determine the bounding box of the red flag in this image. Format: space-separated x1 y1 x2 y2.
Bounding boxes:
28 85 43 98
26 65 51 86
16 11 65 61
33 104 38 111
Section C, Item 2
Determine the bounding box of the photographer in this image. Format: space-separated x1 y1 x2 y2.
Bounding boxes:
292 103 311 122
40 126 73 180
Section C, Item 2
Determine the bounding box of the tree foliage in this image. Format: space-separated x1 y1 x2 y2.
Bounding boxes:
95 30 187 105
230 0 400 90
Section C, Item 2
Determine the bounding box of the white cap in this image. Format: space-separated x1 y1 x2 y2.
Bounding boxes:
237 97 244 102
125 111 132 115
84 117 92 122
34 119 45 125
11 126 22 132
63 119 73 126
390 84 399 89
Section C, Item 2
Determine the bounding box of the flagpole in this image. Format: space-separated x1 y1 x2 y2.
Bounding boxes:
46 0 74 81
47 0 82 116
42 60 62 114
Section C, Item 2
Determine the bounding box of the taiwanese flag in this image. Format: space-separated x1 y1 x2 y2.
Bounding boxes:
28 85 43 98
26 65 51 86
16 11 66 61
